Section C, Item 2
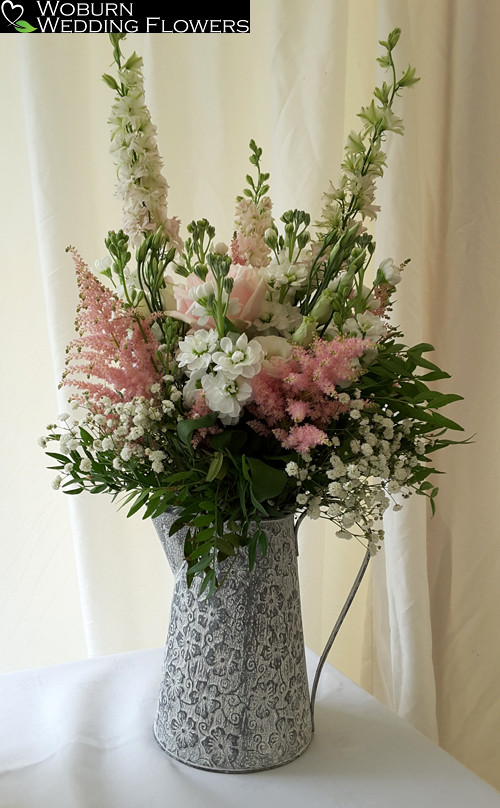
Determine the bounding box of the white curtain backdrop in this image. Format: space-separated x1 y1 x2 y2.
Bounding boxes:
2 0 499 791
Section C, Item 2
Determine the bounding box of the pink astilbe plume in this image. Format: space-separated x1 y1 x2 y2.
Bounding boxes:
309 337 367 397
249 336 370 449
60 248 163 412
274 424 329 454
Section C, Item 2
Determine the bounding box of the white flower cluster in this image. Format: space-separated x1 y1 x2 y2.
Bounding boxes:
177 330 264 424
262 251 309 290
43 382 183 488
285 408 431 555
186 281 241 327
108 55 172 247
253 291 302 337
343 310 387 340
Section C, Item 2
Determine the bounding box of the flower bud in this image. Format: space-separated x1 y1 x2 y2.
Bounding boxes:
152 226 164 250
290 315 318 347
136 239 148 263
310 289 335 324
159 279 176 312
264 228 278 249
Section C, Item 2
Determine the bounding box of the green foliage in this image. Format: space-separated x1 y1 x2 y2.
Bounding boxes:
237 139 271 205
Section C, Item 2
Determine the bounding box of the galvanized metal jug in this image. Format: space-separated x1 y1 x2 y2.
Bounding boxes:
152 512 313 773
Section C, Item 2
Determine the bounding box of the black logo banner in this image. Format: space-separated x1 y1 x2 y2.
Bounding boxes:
0 1 250 33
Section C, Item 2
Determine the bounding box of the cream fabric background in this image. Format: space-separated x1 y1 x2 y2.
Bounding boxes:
1 0 499 792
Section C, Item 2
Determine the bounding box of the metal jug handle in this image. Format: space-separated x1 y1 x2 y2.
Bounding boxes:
294 514 371 732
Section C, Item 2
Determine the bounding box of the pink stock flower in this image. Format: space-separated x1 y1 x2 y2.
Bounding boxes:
231 196 273 268
164 216 184 253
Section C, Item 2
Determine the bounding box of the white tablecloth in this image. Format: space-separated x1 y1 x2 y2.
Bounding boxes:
1 647 499 808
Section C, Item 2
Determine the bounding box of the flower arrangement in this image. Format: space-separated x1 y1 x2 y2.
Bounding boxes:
41 31 464 596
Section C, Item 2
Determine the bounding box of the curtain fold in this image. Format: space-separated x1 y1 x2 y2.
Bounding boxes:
2 0 499 791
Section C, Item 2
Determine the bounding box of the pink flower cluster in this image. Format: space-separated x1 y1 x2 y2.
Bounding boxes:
231 196 273 268
61 249 163 412
248 336 369 453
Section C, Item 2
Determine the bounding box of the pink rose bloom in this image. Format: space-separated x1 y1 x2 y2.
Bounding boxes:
167 265 267 330
228 265 268 327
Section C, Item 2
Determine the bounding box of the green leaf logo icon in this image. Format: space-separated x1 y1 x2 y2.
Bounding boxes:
14 18 37 31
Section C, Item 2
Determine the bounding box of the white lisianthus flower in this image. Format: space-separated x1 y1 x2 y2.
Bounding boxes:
212 333 264 380
252 334 293 361
177 329 218 374
201 372 253 424
379 257 401 285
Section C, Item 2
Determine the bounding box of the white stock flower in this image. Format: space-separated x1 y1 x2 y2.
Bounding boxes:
182 373 204 407
253 295 302 335
177 329 218 374
185 281 240 326
262 252 309 289
201 371 253 424
344 311 387 340
212 334 264 380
